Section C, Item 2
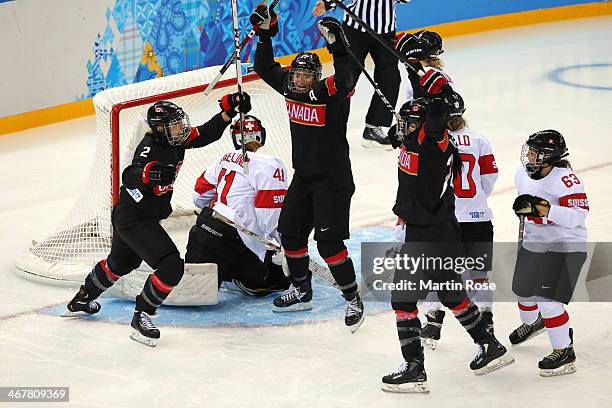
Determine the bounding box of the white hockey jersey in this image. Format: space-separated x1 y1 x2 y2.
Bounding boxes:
193 151 288 262
450 128 498 222
515 165 589 252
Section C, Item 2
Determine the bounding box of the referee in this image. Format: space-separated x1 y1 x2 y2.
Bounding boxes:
313 0 409 149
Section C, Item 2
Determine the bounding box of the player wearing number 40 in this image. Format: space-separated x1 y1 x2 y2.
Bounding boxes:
62 94 251 347
511 130 589 377
185 115 291 297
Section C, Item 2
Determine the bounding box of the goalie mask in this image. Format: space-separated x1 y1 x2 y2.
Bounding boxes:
231 115 267 150
147 101 191 146
288 52 322 94
521 129 568 177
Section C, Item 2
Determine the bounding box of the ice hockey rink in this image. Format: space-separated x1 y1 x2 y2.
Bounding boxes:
1 15 612 407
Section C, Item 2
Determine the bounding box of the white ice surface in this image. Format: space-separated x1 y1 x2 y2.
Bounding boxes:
1 16 612 408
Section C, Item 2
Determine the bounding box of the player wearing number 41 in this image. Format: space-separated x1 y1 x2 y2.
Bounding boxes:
251 6 364 332
511 130 588 377
381 87 513 393
63 94 252 347
185 115 291 296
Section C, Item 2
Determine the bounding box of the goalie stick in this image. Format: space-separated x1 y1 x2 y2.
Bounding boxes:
211 207 340 289
328 0 423 76
203 0 280 96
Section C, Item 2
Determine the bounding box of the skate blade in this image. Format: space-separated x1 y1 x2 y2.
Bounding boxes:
348 315 365 334
272 301 313 313
540 362 576 377
361 139 394 150
381 381 430 394
130 330 158 347
473 354 515 375
60 309 96 317
421 338 438 350
511 327 546 346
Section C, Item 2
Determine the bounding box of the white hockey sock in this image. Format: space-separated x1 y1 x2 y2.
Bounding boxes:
537 297 571 349
517 296 539 324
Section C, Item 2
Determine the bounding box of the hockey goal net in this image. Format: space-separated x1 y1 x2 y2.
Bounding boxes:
14 65 291 292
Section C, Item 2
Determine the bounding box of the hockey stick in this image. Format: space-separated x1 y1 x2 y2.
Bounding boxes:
211 207 340 289
231 0 250 173
518 215 525 244
328 0 422 75
203 0 280 96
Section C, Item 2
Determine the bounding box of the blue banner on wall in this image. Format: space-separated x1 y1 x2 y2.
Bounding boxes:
78 0 602 100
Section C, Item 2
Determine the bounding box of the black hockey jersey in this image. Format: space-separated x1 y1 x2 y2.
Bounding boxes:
254 39 354 176
393 110 457 226
118 112 229 220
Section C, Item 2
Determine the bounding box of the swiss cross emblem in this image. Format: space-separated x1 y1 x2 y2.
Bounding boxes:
412 106 420 112
155 107 164 113
245 122 255 131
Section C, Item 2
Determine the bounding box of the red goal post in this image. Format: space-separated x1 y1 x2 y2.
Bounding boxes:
14 65 292 293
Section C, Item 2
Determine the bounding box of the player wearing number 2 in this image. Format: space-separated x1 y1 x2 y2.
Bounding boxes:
63 94 251 346
510 130 588 377
185 115 290 295
251 6 364 332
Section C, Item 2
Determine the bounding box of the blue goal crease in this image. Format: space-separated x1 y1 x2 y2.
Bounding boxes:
44 227 396 327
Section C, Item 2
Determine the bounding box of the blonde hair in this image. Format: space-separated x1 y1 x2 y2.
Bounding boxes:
422 57 444 69
447 116 467 132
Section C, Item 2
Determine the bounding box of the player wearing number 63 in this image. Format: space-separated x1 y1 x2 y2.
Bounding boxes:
63 95 251 347
510 130 588 377
185 115 291 296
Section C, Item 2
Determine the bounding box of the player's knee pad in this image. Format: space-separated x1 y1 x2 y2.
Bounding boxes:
106 256 139 276
317 241 349 266
281 234 308 258
154 252 184 287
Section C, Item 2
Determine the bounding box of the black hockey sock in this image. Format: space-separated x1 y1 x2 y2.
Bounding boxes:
84 260 121 299
328 259 358 300
395 310 423 361
450 298 486 342
136 273 174 315
285 255 312 286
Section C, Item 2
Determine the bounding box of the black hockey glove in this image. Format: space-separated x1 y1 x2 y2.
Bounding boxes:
147 162 176 186
387 123 403 149
419 68 451 96
512 194 550 217
219 92 252 118
250 3 279 39
395 33 426 62
318 17 349 55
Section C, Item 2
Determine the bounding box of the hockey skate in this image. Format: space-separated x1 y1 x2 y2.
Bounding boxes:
362 125 394 150
272 283 313 312
509 314 545 345
470 335 515 375
421 310 445 350
130 311 160 347
345 293 364 334
381 353 430 393
539 329 576 377
62 286 101 317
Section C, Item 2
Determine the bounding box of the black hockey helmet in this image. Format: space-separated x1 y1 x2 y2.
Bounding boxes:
521 129 569 176
445 91 465 118
399 97 429 135
288 52 322 93
414 30 444 58
230 115 267 150
147 100 191 146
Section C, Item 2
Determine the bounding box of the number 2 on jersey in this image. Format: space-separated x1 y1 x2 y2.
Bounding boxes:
217 169 236 204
